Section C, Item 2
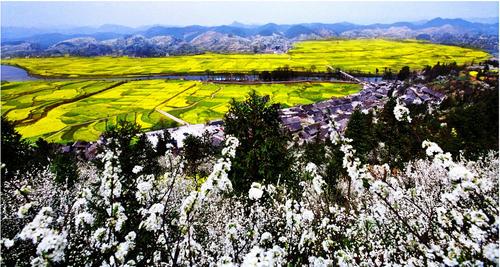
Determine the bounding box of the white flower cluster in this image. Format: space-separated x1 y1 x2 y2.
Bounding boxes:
140 203 165 232
173 135 242 264
115 231 136 263
98 146 123 204
339 138 372 194
241 245 285 266
393 99 412 123
422 139 453 168
17 207 68 265
305 162 326 195
248 182 264 200
179 136 240 228
4 135 498 266
17 202 33 218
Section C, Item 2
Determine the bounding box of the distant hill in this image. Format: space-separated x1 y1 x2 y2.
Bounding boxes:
1 17 498 58
285 25 316 38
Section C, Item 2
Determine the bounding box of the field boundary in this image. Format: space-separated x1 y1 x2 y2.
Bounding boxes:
16 81 127 126
155 109 189 126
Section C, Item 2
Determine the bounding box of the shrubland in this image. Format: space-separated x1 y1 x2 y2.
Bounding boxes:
0 72 498 266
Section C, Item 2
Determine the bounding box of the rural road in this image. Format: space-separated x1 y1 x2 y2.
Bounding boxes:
155 109 190 126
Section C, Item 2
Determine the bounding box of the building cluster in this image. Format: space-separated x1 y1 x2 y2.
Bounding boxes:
279 81 445 142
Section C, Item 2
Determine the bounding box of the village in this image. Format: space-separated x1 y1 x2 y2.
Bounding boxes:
61 77 448 160
279 80 445 142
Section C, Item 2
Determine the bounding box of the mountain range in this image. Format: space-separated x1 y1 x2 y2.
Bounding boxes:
1 17 498 58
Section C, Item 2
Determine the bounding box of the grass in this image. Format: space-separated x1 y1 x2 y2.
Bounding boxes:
2 39 490 78
1 80 360 143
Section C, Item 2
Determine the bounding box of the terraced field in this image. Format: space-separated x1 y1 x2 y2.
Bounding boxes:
1 80 360 142
3 39 490 78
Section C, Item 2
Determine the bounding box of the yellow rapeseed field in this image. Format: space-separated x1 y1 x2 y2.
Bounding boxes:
1 80 360 142
3 39 490 78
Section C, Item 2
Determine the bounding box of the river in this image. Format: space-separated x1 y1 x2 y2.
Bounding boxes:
0 64 382 83
0 64 214 82
1 65 38 81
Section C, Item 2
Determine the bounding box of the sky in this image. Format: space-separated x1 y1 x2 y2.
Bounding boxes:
1 1 499 28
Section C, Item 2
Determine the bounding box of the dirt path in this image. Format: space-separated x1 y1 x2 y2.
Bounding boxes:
155 109 189 126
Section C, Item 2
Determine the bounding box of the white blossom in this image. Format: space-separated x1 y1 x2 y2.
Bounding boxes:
17 202 33 218
448 165 474 181
260 232 272 243
132 165 143 174
483 243 499 263
75 212 95 227
248 182 264 200
393 100 412 123
302 209 314 222
2 238 14 248
422 140 444 156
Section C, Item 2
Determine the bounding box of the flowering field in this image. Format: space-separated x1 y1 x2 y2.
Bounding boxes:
1 80 360 142
3 39 490 78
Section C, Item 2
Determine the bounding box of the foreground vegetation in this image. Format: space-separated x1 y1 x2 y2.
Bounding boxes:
1 80 360 142
3 39 490 77
1 71 498 265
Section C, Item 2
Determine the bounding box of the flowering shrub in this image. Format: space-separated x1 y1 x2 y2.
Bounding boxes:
393 99 412 123
2 129 498 266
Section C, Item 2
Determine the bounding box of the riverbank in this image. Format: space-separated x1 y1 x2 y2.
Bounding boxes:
2 64 367 84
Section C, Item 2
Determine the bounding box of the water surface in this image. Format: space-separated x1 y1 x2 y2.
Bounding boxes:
1 65 38 81
1 64 376 83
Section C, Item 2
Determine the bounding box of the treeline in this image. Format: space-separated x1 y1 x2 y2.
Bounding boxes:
384 60 499 83
205 66 342 82
258 66 341 81
209 60 494 83
379 62 464 81
0 118 176 188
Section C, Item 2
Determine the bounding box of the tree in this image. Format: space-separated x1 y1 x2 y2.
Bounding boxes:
445 89 499 159
382 68 393 80
98 120 162 178
1 117 32 181
84 120 165 264
344 108 376 164
397 66 411 81
50 152 79 187
205 69 212 80
299 136 346 204
182 131 218 177
155 129 175 157
310 65 317 73
223 91 296 194
374 98 422 168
